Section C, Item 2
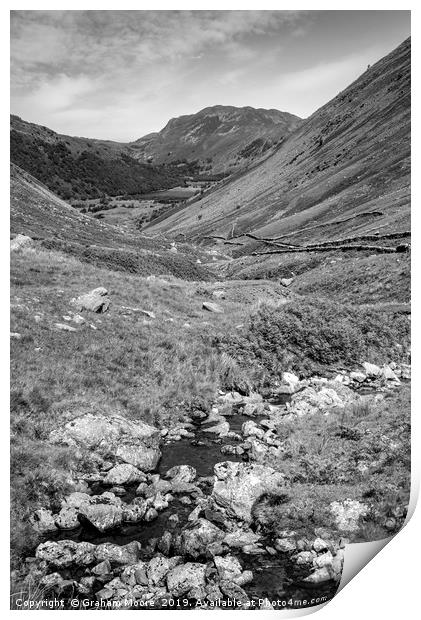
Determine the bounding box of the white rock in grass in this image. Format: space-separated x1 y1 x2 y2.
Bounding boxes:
10 234 33 251
70 287 110 314
54 323 77 332
202 301 224 313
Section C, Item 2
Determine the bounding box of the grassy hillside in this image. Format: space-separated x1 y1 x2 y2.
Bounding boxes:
224 250 410 306
10 117 200 200
10 242 410 566
148 38 410 245
10 164 218 281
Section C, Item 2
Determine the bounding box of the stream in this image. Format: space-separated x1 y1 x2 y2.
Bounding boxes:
46 404 338 607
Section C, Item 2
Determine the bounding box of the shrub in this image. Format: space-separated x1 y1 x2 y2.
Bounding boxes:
217 298 410 377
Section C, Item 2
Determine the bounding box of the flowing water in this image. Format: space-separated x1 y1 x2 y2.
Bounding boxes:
46 408 338 607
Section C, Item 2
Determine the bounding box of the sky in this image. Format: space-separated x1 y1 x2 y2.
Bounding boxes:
10 10 410 142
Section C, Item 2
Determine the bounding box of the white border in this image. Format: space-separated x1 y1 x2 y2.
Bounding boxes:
2 2 418 618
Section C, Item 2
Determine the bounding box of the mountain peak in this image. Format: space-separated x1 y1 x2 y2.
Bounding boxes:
132 105 302 172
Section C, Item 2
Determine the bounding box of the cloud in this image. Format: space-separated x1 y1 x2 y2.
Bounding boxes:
10 10 408 140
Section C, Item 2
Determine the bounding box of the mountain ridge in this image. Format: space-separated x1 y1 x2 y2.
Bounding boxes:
130 105 301 172
147 38 410 246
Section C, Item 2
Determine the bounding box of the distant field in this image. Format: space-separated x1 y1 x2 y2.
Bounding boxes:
138 186 200 200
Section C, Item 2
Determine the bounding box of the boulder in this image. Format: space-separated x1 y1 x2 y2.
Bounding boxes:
202 302 224 314
275 538 297 554
288 382 355 417
280 278 294 287
223 529 261 549
165 465 196 484
313 538 329 553
63 492 92 510
10 234 33 251
80 504 123 532
145 479 172 497
104 464 146 485
54 506 80 530
313 551 334 569
350 371 366 383
212 461 286 522
167 563 207 597
249 439 270 463
382 365 400 382
158 531 173 556
214 555 243 581
30 508 57 534
78 576 96 595
122 499 147 523
179 518 225 559
54 323 77 333
148 555 181 586
242 420 264 439
212 290 226 300
203 420 230 437
293 551 315 566
91 559 112 577
144 507 159 522
70 287 110 314
50 413 161 472
362 362 382 377
330 499 368 532
234 570 254 587
303 567 332 584
94 541 142 566
36 540 96 568
282 371 300 386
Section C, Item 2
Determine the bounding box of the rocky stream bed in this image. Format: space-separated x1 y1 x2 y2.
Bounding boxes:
19 363 409 610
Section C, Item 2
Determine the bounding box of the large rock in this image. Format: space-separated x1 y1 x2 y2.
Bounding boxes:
54 506 80 529
166 563 207 597
80 504 123 532
212 461 286 522
122 499 147 523
30 508 57 534
242 420 264 439
165 465 196 484
36 541 96 568
10 234 33 251
104 464 146 485
202 301 224 314
288 382 355 417
70 287 110 313
203 420 229 437
179 518 225 559
330 499 368 532
214 555 243 581
94 541 142 566
50 413 161 471
362 362 382 377
303 567 332 584
223 529 261 549
147 555 181 586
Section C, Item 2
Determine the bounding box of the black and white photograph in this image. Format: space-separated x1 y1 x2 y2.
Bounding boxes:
9 7 411 612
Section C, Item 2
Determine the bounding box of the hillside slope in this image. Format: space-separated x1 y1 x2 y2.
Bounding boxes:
10 116 198 201
148 38 410 246
129 105 301 173
10 163 216 281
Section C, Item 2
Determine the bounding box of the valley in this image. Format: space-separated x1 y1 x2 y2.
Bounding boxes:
10 36 411 611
